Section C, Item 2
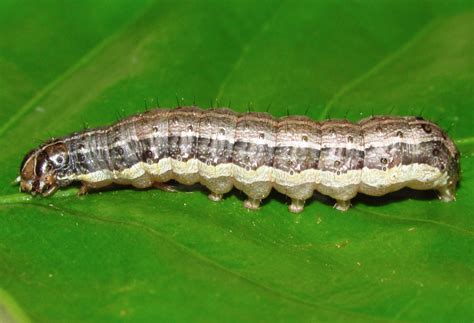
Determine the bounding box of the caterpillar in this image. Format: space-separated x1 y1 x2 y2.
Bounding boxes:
18 106 460 213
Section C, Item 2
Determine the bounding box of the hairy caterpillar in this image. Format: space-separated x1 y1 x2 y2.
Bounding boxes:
18 106 460 213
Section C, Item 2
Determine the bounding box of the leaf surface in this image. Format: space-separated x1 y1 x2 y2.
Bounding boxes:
1 1 473 322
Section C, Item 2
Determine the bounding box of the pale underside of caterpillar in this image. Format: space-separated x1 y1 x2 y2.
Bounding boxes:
19 106 460 213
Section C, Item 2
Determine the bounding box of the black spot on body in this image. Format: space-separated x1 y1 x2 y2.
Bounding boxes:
422 124 432 133
143 149 154 161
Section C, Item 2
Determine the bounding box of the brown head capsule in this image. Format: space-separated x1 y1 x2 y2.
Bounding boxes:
19 141 71 196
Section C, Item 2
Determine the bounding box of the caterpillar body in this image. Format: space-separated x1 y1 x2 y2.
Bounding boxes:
19 106 460 213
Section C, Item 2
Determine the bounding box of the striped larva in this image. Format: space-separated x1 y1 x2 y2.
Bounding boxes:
18 106 460 213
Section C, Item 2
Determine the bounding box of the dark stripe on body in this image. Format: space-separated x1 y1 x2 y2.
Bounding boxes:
55 107 454 179
65 133 449 175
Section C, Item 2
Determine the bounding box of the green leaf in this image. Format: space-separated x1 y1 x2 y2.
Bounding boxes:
1 1 473 321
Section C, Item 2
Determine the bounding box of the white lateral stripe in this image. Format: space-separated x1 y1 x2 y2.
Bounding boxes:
68 158 447 190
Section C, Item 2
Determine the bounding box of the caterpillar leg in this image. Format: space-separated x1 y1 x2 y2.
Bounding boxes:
334 199 351 211
77 180 112 196
289 198 305 213
244 198 261 210
208 192 223 202
153 182 177 192
77 183 90 196
437 185 456 202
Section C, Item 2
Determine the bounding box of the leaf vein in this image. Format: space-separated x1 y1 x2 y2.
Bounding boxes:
354 208 474 237
214 2 283 104
1 201 394 321
0 1 157 137
319 19 440 120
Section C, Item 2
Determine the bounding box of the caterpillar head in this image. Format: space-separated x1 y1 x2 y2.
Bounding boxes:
19 141 70 196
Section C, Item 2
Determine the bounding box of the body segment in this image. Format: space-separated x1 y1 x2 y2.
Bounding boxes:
19 106 460 212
